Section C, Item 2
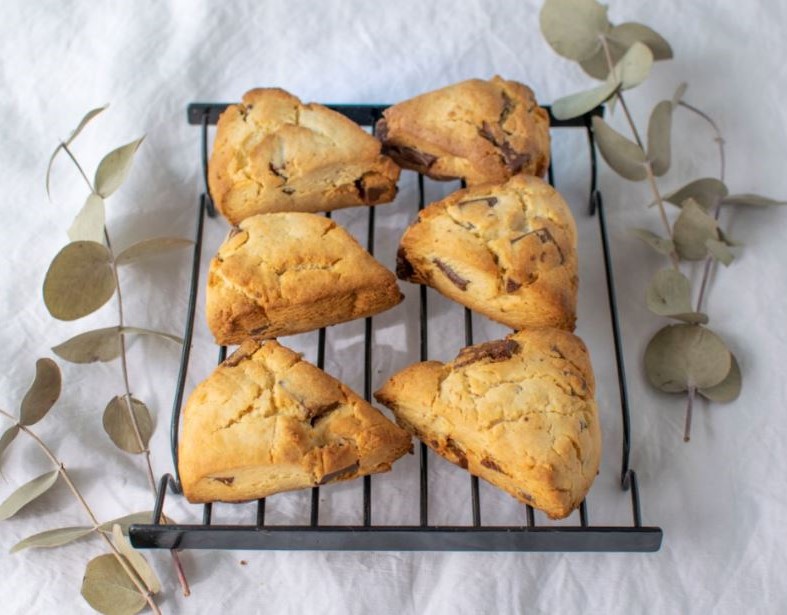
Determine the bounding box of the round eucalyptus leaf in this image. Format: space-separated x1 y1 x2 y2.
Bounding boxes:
11 526 93 553
0 470 60 521
612 41 654 90
0 425 20 469
664 178 728 210
43 241 116 321
673 199 720 260
706 238 735 266
699 353 742 403
551 80 618 120
52 327 122 364
592 116 647 181
646 269 693 317
579 37 627 80
68 194 105 244
115 237 193 266
122 327 183 345
539 0 610 61
647 100 673 176
102 396 154 454
81 554 147 615
644 324 731 393
20 358 61 426
629 228 675 256
94 137 144 198
721 193 787 207
111 524 161 594
580 22 671 80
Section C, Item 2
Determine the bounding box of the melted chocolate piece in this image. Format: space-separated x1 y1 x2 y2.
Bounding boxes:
222 343 259 367
506 278 522 293
228 225 242 238
433 259 469 291
249 324 270 336
269 161 287 180
319 461 360 485
308 400 341 427
510 228 565 264
457 196 498 207
355 176 387 203
375 118 389 141
212 476 235 486
478 121 530 172
455 338 520 368
396 247 416 280
480 457 505 473
383 144 437 168
445 438 467 469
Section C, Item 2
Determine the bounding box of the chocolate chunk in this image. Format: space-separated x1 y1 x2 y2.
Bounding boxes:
455 338 520 368
506 278 522 293
212 476 235 486
396 247 416 280
355 175 387 203
228 225 242 238
222 343 260 367
249 324 270 336
479 121 531 173
499 91 515 125
519 490 536 504
319 461 360 485
282 186 295 195
375 118 389 141
269 161 287 179
511 228 565 264
480 457 505 473
433 258 469 291
308 400 341 427
383 144 437 168
550 344 566 359
457 196 498 207
579 419 588 432
445 438 467 469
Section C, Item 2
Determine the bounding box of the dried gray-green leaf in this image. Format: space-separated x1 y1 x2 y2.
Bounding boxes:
52 327 123 364
68 194 106 243
580 22 671 80
664 178 728 210
0 425 20 468
612 41 654 90
112 524 161 594
629 228 675 255
94 137 144 198
718 228 743 247
647 100 673 176
103 396 153 454
0 470 60 521
706 238 735 266
99 511 157 535
721 193 787 207
11 526 93 553
551 81 618 120
20 358 61 426
43 241 116 321
673 199 719 260
699 353 742 403
592 116 647 181
66 105 109 147
646 269 693 317
81 554 147 615
539 0 610 61
644 324 731 393
672 82 688 107
121 327 183 345
115 237 193 266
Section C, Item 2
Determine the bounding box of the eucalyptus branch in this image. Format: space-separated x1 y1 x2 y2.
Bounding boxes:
61 143 95 194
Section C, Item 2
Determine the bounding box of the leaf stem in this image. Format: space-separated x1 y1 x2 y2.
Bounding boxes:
61 144 95 194
684 386 696 442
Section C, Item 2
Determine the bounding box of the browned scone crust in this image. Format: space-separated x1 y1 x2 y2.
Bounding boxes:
179 340 412 503
374 329 600 519
209 88 401 224
396 175 577 330
207 212 403 344
376 76 550 185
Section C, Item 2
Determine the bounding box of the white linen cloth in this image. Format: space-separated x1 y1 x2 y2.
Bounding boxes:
1 1 785 612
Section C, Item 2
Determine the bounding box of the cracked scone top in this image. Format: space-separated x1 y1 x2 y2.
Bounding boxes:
376 76 550 185
208 88 401 224
374 328 600 519
179 339 412 503
207 212 403 344
396 174 578 331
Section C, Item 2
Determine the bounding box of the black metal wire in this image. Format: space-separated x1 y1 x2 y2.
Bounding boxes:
417 173 430 528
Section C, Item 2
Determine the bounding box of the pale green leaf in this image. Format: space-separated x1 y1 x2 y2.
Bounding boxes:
20 358 61 426
718 228 743 247
673 199 719 260
102 396 154 454
699 353 742 403
43 241 116 321
99 511 156 535
539 0 611 61
664 178 728 210
721 193 787 207
629 228 675 256
551 81 618 120
0 425 20 469
592 116 647 181
81 554 147 615
94 137 145 198
115 237 193 266
11 526 93 553
646 269 693 317
706 238 735 266
672 82 688 107
68 194 106 243
580 22 673 80
0 470 60 521
611 41 654 90
121 327 183 346
647 100 673 176
112 524 161 594
52 327 123 364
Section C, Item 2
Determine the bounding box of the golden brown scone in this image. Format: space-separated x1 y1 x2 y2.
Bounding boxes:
396 175 577 330
207 212 403 344
374 329 600 519
376 76 550 185
179 339 412 503
209 88 401 224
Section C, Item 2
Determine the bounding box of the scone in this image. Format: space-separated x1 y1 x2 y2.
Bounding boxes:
376 76 550 185
396 175 577 330
374 328 600 519
207 212 403 344
179 339 412 503
209 88 401 224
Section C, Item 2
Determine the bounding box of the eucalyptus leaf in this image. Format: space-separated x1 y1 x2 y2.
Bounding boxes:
99 511 156 535
112 524 161 594
81 554 147 615
0 425 20 468
94 137 144 198
592 116 647 181
706 238 735 266
647 100 673 176
68 194 106 243
611 41 654 90
103 396 154 454
580 22 673 80
644 324 731 393
699 353 742 403
664 178 728 210
52 327 123 364
539 0 610 61
672 82 688 107
718 228 743 247
721 193 787 207
122 327 183 345
646 269 693 317
20 358 61 426
115 237 193 266
673 199 720 260
43 241 116 321
10 526 93 553
629 228 675 255
551 81 618 121
0 470 60 521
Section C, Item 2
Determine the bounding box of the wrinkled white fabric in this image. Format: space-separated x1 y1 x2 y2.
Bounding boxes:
1 1 785 613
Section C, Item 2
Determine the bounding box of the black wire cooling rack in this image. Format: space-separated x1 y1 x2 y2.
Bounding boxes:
128 102 662 552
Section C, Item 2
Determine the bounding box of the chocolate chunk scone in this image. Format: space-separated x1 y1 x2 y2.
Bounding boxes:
207 212 403 344
376 76 550 185
396 174 577 330
179 339 412 503
209 88 401 224
375 328 601 519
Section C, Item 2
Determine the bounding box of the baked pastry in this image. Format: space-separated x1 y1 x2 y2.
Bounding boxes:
209 88 401 224
374 328 600 519
179 339 412 503
207 212 403 344
376 76 550 185
396 174 577 330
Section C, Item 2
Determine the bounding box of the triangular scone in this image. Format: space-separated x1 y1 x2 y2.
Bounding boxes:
376 76 550 185
209 88 401 224
375 328 600 519
179 340 412 503
396 175 578 331
207 213 403 344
